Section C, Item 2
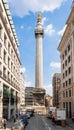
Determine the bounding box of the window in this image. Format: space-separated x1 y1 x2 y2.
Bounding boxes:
0 24 2 38
65 70 67 77
68 55 71 63
69 78 71 85
3 50 6 64
8 57 10 68
65 50 67 56
69 90 71 97
0 62 2 76
68 44 70 52
68 67 71 74
0 44 2 58
63 92 65 98
3 66 6 79
4 34 7 48
63 73 65 79
11 75 13 83
11 49 13 59
66 80 68 86
8 43 10 54
8 71 10 82
62 54 64 60
63 82 65 88
14 55 15 63
11 62 13 72
66 91 68 97
63 64 64 69
63 102 65 108
65 60 67 66
14 66 15 73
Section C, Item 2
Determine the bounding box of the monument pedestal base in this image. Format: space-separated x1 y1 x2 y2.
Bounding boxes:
33 88 45 106
33 88 46 114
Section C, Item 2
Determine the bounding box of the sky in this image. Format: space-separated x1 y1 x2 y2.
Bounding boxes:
7 0 73 96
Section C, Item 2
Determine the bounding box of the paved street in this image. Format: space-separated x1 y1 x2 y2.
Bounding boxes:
25 114 74 130
0 114 73 130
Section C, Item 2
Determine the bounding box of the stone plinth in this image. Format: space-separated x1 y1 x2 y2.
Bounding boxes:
33 88 45 106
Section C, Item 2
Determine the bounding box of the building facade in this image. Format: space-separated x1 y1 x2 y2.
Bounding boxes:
20 73 25 114
45 94 53 107
58 1 74 117
52 73 61 108
0 0 25 119
25 87 34 106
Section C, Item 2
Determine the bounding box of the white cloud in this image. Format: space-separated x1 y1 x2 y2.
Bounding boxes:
51 73 54 78
45 24 55 36
44 84 52 96
20 67 26 73
42 17 47 25
7 0 67 17
20 25 24 29
25 81 32 87
50 62 61 69
58 25 67 36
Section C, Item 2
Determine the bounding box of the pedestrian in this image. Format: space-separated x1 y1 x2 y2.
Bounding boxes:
52 116 55 123
2 117 7 129
14 116 16 122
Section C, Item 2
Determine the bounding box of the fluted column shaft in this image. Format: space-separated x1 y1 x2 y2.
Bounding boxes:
35 34 43 88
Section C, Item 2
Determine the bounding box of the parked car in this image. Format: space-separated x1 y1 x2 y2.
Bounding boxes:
26 111 32 117
26 113 30 119
19 114 28 126
72 116 74 122
11 120 24 130
26 109 34 117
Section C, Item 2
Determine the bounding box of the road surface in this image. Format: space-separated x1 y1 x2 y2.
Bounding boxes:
25 114 73 130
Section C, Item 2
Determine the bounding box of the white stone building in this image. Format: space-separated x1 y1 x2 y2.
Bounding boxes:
20 73 25 113
58 1 74 117
0 0 25 119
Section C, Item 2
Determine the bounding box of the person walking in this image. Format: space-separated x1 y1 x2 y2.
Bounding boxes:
2 117 7 129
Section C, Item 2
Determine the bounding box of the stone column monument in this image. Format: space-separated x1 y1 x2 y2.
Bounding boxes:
33 13 45 108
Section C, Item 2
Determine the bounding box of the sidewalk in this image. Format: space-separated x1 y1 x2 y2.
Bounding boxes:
66 118 74 129
0 120 14 130
7 120 14 128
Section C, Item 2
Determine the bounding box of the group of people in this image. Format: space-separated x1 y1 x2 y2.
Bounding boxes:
1 117 7 129
0 113 19 129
